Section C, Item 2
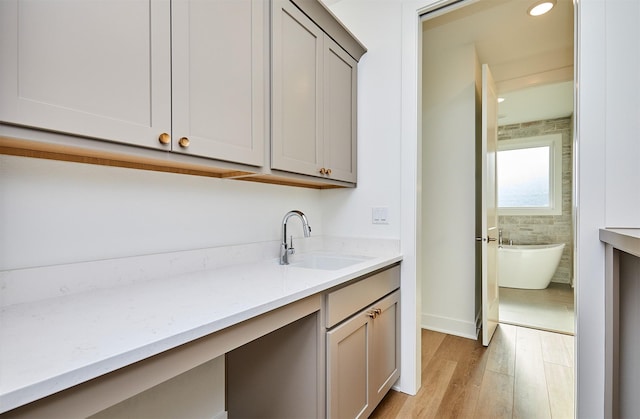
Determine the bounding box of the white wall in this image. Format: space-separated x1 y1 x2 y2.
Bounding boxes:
421 39 479 338
321 2 402 241
323 0 421 394
604 1 640 227
576 0 640 416
0 154 322 270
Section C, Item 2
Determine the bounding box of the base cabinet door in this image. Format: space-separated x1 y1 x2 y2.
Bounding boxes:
327 310 371 419
371 291 401 402
327 290 400 419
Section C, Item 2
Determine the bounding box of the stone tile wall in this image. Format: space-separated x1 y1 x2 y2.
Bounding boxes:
498 116 573 284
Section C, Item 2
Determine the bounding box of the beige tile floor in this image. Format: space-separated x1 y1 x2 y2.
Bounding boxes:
499 282 575 335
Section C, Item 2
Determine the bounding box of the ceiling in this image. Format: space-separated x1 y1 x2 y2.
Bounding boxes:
422 0 575 124
498 80 573 125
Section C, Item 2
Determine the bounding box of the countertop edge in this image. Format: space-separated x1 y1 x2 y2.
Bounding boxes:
599 228 640 258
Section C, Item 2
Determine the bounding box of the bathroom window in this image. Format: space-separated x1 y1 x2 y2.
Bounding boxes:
497 134 562 215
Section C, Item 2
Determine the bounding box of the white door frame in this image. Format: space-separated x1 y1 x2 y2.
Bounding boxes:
399 0 580 403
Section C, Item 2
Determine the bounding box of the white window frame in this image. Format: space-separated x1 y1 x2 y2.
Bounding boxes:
497 133 563 216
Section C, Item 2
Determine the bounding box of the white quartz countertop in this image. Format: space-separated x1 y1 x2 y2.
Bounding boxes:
0 246 402 413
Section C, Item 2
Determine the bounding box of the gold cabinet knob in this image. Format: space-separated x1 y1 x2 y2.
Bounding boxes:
319 168 326 175
178 137 190 148
158 133 171 145
326 168 332 175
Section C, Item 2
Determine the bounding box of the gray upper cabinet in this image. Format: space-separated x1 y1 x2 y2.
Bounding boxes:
171 0 267 166
271 0 360 183
271 0 324 178
0 0 267 167
0 0 172 149
1 0 364 186
323 37 358 183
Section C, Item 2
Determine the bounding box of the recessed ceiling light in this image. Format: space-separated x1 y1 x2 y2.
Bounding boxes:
498 97 505 103
528 0 556 16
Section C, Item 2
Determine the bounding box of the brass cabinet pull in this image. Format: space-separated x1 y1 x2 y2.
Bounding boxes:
319 168 326 175
367 308 382 319
178 137 190 148
326 168 332 175
158 133 171 145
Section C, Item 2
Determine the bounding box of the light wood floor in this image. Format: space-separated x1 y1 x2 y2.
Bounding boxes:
370 324 574 418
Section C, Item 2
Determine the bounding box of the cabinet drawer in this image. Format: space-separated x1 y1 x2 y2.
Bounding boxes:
325 265 400 328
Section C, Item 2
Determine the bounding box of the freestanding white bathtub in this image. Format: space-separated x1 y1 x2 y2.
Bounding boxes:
498 243 565 289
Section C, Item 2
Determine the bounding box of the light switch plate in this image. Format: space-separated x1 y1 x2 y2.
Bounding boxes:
372 207 389 224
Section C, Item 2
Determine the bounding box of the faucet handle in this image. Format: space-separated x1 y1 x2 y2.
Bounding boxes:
289 235 296 255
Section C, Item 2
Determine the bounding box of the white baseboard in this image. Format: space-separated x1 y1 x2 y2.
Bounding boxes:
421 312 479 340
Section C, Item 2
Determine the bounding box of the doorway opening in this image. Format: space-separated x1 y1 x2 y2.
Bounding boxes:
417 0 577 415
420 0 575 339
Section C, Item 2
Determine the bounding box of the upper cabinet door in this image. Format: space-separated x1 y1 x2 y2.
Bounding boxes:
324 37 357 183
0 0 171 149
271 0 324 177
171 0 267 167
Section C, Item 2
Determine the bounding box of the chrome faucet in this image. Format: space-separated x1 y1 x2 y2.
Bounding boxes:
280 210 312 265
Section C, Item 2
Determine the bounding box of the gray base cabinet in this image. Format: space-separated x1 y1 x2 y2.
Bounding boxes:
325 266 401 419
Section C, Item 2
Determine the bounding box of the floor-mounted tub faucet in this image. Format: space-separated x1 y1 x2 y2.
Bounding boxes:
280 210 312 265
499 229 503 247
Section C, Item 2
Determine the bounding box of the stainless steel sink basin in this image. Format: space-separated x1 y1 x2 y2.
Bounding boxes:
288 253 373 270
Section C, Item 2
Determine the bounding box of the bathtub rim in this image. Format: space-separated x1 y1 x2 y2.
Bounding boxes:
498 243 566 252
